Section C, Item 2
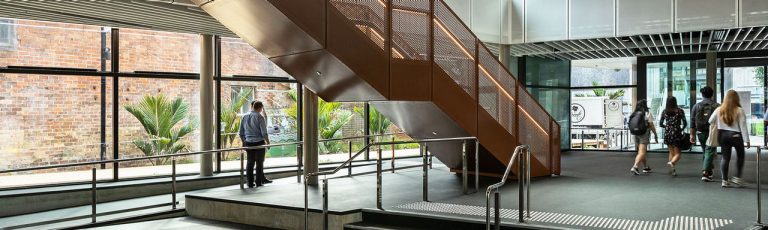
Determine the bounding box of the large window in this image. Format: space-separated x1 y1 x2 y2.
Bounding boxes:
525 56 571 149
0 19 104 69
570 58 637 151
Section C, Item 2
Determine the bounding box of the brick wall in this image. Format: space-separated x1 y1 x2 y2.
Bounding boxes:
0 19 294 172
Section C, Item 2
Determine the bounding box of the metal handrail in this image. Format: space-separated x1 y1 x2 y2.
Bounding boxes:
0 142 303 174
486 145 531 230
316 132 405 143
304 136 479 230
0 141 302 227
756 146 765 227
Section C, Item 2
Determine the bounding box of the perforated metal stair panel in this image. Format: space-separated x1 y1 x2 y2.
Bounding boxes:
396 202 735 230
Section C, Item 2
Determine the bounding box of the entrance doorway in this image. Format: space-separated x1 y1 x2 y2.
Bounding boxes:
722 59 767 145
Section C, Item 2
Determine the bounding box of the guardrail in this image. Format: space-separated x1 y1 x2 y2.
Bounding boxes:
486 145 531 230
303 136 479 230
756 146 765 228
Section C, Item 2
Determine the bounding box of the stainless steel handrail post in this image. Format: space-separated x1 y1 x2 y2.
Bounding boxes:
462 140 468 194
494 191 500 230
240 151 245 189
377 148 383 210
172 158 177 210
486 189 491 230
429 148 433 169
518 150 524 223
757 146 763 226
485 145 527 230
348 141 353 176
304 175 309 230
525 148 531 218
391 137 395 173
322 178 328 230
475 140 480 193
581 130 585 150
422 144 429 202
297 145 303 183
91 167 97 223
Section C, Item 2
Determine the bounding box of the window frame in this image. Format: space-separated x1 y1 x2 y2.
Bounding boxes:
0 18 17 50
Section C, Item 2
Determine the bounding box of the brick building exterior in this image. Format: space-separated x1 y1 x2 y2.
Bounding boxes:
0 19 299 172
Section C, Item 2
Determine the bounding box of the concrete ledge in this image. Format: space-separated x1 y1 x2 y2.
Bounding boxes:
186 196 361 230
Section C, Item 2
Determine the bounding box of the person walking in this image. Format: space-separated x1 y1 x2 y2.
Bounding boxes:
709 90 750 187
689 86 719 182
659 96 687 176
239 101 272 188
629 100 659 175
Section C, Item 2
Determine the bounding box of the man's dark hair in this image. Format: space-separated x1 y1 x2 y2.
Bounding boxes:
700 86 714 99
252 101 264 110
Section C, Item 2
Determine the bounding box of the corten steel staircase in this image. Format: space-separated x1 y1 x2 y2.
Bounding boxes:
192 0 561 177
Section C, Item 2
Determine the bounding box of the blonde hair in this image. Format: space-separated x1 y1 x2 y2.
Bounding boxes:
719 90 741 126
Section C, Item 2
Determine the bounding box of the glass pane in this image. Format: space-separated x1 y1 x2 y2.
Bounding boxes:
723 66 764 144
528 88 570 149
741 0 768 27
676 0 736 31
219 82 298 170
525 56 570 87
571 57 635 87
646 62 668 151
0 74 113 188
672 61 692 126
318 101 365 164
570 0 615 39
0 19 106 70
526 0 567 42
120 28 200 73
617 0 673 36
118 77 200 178
220 37 290 77
570 88 634 150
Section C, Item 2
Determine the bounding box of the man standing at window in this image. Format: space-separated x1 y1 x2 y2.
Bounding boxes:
239 101 272 188
690 86 719 182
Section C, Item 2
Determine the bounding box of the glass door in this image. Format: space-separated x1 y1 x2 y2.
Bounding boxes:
723 66 765 145
646 62 669 150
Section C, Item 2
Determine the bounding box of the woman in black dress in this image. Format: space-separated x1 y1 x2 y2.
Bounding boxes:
659 96 687 176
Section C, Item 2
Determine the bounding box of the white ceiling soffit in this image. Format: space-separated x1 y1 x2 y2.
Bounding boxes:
0 0 235 37
511 27 768 61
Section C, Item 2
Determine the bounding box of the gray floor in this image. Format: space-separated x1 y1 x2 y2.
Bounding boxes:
87 217 275 230
391 151 768 230
185 158 459 213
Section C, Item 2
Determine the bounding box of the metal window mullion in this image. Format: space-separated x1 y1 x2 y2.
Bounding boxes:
111 28 120 181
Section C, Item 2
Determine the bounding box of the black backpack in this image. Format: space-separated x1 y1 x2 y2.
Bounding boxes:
695 102 717 131
629 110 649 135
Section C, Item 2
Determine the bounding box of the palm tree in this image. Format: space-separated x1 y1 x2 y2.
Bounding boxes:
220 88 252 159
354 106 391 143
285 91 353 153
124 94 197 165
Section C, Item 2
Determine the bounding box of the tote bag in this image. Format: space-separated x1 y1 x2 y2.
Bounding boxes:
706 119 719 147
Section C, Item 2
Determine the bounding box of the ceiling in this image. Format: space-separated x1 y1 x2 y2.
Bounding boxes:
0 0 235 37
509 26 768 60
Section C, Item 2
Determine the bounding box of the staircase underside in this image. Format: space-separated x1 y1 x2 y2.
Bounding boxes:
192 0 561 177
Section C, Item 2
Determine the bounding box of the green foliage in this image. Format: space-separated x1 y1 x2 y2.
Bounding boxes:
124 94 197 165
590 81 625 99
755 67 765 85
220 88 252 159
284 91 354 153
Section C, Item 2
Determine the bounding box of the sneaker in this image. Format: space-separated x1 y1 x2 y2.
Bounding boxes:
631 167 640 175
730 177 743 187
642 167 652 173
701 172 713 182
722 180 730 188
667 162 676 176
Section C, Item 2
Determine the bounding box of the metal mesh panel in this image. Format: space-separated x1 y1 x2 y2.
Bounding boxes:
391 0 430 60
478 47 516 94
355 25 385 50
478 69 498 120
499 92 515 135
518 88 550 135
433 0 476 98
330 0 388 51
519 111 550 172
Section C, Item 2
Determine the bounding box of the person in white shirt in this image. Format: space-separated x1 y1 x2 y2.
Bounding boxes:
709 90 750 187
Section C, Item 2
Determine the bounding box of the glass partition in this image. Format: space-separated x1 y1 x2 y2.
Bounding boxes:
723 66 765 144
119 28 200 73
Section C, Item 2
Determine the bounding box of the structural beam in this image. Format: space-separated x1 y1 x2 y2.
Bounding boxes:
199 34 215 176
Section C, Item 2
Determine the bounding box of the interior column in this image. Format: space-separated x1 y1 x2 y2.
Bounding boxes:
200 34 214 177
706 52 717 96
303 86 319 185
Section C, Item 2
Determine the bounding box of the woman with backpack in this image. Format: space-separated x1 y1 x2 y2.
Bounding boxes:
709 90 750 187
629 100 659 175
659 96 687 176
